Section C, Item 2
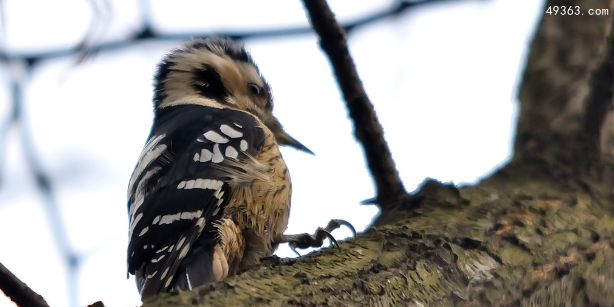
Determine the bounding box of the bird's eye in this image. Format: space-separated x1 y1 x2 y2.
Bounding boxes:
248 83 263 97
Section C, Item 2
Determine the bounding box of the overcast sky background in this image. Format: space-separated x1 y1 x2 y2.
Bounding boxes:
0 0 544 306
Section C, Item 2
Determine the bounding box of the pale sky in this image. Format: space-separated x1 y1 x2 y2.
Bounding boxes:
0 0 544 306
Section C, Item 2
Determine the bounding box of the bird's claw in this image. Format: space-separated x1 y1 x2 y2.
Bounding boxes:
277 219 356 256
326 219 357 242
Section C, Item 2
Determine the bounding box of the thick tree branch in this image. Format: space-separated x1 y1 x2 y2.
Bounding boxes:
513 0 613 164
142 171 614 306
0 262 49 307
582 14 614 155
301 0 408 208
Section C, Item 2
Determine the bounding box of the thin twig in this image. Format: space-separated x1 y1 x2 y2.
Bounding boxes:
0 1 458 65
73 0 112 66
11 61 81 307
0 262 50 307
301 0 407 208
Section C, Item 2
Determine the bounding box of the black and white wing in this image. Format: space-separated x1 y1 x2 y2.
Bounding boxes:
127 105 265 300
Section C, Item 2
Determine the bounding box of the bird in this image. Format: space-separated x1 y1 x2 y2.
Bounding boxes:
126 37 354 301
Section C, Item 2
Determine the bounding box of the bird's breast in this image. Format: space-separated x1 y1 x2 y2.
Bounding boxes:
224 130 291 267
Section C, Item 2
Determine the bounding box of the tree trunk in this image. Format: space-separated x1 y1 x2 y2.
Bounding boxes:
143 0 614 306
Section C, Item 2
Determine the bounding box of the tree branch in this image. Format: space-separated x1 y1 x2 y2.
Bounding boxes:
301 0 408 208
582 13 614 155
513 0 613 164
0 1 438 65
0 262 49 307
142 172 614 306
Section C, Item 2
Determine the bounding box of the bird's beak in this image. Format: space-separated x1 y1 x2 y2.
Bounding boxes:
265 117 314 155
276 130 314 155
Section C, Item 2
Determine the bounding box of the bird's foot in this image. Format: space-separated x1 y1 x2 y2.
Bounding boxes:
275 219 356 257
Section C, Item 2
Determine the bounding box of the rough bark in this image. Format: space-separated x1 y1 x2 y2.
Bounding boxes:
144 172 614 307
141 0 614 306
514 0 613 161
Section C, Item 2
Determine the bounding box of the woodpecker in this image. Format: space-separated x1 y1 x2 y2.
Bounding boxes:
127 38 353 301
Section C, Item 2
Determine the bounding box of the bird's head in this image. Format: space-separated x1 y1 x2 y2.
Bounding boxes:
153 37 312 154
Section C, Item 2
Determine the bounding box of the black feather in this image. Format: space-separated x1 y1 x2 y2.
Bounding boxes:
192 64 228 101
127 105 265 301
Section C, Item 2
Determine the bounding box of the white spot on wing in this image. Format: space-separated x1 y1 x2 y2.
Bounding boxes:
220 124 243 138
233 122 242 128
177 237 186 250
160 213 180 224
240 139 248 151
212 144 224 163
129 213 144 235
179 244 190 259
193 179 205 189
139 227 149 237
193 178 204 189
128 198 144 236
161 268 169 279
127 134 166 196
151 254 165 263
200 149 212 162
180 210 203 220
213 190 225 199
147 271 158 279
179 179 223 190
185 180 196 189
197 217 206 228
212 207 221 216
152 215 160 225
164 277 173 287
129 166 161 222
204 131 228 143
128 144 167 195
193 152 200 162
156 246 168 254
155 210 208 226
225 146 238 159
209 180 223 189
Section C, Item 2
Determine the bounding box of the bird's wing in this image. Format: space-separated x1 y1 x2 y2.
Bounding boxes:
127 105 266 300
